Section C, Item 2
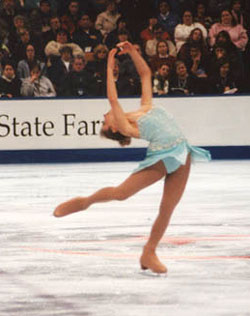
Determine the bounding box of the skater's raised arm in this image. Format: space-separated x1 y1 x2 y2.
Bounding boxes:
106 49 139 137
117 41 152 108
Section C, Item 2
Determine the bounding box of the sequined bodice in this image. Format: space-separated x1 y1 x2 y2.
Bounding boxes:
137 106 186 151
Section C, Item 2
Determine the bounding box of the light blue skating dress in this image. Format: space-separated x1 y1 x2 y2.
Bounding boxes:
133 106 211 174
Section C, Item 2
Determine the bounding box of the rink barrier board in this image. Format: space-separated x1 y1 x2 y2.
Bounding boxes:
0 146 249 164
0 95 249 163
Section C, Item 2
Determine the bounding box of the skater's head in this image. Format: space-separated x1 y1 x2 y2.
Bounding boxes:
101 111 131 146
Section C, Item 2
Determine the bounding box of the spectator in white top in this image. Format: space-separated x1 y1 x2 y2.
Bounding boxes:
174 10 207 52
45 28 84 58
145 23 177 58
95 0 121 41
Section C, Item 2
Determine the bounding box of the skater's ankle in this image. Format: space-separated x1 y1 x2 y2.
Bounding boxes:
143 244 156 254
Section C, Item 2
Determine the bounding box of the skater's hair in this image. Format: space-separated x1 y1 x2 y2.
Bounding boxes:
100 128 131 146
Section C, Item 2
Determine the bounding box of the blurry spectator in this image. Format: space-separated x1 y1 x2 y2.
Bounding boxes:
0 0 23 31
173 0 196 13
152 62 170 95
174 10 207 52
209 9 248 51
106 17 130 49
113 58 137 96
154 0 182 15
169 60 204 95
42 15 61 46
0 61 21 97
145 23 176 58
214 30 244 73
215 30 240 55
72 14 103 53
10 27 42 62
23 0 41 10
140 14 170 45
178 28 209 62
0 40 11 67
156 0 180 40
7 14 27 50
119 0 155 41
45 28 83 59
230 0 248 29
62 55 94 97
209 41 243 79
85 44 108 96
95 0 121 41
208 0 231 20
47 46 73 96
0 18 9 45
29 0 53 38
194 2 213 30
209 57 242 93
24 0 58 11
21 63 56 96
119 43 142 95
114 28 132 50
149 40 176 74
17 43 45 80
61 0 81 37
181 43 210 78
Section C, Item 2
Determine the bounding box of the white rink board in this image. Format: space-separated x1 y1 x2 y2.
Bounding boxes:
0 95 249 150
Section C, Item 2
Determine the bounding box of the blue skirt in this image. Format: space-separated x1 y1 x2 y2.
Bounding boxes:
133 140 211 174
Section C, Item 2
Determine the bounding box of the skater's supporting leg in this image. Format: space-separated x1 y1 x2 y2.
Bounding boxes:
140 154 191 273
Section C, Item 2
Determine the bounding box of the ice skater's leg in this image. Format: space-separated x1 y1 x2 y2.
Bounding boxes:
140 154 191 273
53 161 166 217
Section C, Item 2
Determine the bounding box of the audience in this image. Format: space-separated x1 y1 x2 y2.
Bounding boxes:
169 60 206 95
42 15 61 47
149 40 176 74
145 23 176 58
209 9 248 51
61 0 81 36
0 0 24 32
174 10 207 52
140 14 170 46
209 57 242 93
47 46 73 96
17 43 45 80
85 44 108 96
180 43 210 78
112 57 137 96
193 2 213 30
45 28 83 58
118 43 142 95
72 13 103 53
28 0 52 38
156 0 180 40
21 63 56 97
152 62 171 95
95 0 121 41
10 27 43 62
105 17 130 49
0 0 249 97
0 61 21 97
178 27 209 61
62 55 95 97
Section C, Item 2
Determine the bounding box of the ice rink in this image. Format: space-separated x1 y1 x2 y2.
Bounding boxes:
1 160 250 316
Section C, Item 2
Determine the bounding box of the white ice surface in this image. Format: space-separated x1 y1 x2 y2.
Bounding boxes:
1 160 250 316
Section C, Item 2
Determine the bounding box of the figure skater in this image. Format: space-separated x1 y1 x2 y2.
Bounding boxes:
53 41 211 274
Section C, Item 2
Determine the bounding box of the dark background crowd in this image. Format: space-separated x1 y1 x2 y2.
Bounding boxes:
0 0 250 98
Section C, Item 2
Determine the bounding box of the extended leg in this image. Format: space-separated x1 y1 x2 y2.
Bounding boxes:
53 161 166 217
140 155 191 273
